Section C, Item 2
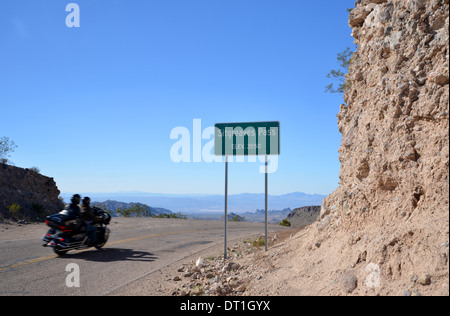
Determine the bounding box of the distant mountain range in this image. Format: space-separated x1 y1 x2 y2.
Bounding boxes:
92 200 173 217
61 191 326 215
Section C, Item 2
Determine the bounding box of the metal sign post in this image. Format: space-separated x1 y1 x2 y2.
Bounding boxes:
224 155 228 260
265 154 268 252
215 121 280 258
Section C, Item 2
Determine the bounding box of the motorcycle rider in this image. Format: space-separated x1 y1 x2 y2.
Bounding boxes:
66 194 84 231
68 194 82 217
80 197 101 246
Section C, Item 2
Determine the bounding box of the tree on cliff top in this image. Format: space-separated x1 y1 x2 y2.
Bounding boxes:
324 47 354 94
0 136 17 160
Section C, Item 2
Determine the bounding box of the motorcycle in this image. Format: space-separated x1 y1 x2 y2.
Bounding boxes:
43 207 111 256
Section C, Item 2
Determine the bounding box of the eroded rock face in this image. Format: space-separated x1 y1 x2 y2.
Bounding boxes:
321 0 449 291
0 164 64 221
327 0 449 222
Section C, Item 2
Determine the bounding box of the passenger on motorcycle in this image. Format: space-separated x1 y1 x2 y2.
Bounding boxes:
80 197 102 246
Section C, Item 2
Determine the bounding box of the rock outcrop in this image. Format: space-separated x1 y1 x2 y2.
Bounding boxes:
0 164 64 221
286 205 321 228
319 0 449 294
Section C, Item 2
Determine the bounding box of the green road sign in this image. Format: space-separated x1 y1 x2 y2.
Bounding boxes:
214 121 280 156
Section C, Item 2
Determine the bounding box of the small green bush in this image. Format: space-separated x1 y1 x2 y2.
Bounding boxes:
8 203 21 219
230 215 245 222
279 219 291 227
252 236 265 247
154 212 187 219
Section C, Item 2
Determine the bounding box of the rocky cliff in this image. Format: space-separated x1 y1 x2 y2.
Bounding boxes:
317 0 449 295
0 164 64 221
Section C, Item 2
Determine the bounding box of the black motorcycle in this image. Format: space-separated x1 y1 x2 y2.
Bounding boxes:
43 207 111 256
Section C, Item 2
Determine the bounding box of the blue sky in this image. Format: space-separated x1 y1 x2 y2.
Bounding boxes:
0 0 355 196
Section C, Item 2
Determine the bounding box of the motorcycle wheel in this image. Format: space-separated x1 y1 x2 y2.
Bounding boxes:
95 234 109 249
54 246 68 256
95 242 106 249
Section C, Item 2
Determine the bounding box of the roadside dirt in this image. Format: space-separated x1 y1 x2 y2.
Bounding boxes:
157 220 449 296
0 222 45 242
104 220 295 296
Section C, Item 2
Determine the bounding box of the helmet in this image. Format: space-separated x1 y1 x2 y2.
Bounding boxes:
82 197 91 205
71 194 81 204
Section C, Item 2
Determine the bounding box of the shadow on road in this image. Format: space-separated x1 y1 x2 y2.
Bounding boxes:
60 248 158 263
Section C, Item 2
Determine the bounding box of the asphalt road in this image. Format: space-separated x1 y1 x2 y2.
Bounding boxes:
0 218 283 296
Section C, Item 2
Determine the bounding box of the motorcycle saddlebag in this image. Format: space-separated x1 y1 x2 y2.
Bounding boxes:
45 210 80 230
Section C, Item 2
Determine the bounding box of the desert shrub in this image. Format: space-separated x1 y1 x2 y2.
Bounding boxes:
279 219 291 227
8 203 21 219
230 215 245 222
154 212 187 219
29 167 41 174
0 137 17 160
252 236 266 247
325 47 354 94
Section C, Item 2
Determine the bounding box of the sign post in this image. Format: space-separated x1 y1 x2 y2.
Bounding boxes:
265 154 268 252
224 155 228 260
215 121 280 258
